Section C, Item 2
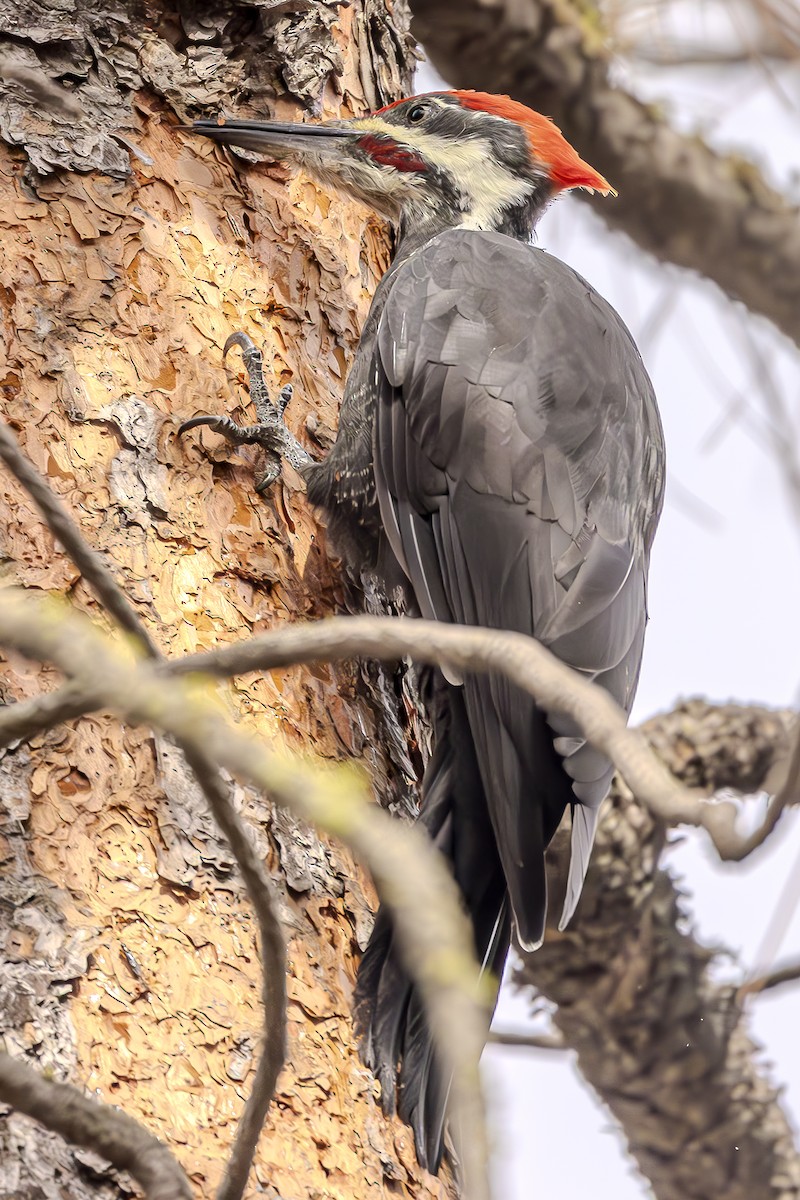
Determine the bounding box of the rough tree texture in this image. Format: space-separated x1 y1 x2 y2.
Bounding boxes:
523 700 800 1200
0 4 452 1198
410 0 800 347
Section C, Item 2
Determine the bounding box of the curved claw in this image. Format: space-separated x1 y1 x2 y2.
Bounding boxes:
277 384 293 416
178 331 308 486
223 331 258 360
256 456 282 493
178 415 224 437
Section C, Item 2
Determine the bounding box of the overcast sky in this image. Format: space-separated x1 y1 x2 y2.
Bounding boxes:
419 17 800 1198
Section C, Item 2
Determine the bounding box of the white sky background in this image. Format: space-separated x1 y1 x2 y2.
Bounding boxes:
417 7 800 1196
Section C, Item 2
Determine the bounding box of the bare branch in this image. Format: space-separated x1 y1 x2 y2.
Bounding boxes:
628 46 795 66
3 598 793 868
739 960 800 1000
0 420 159 659
181 748 287 1200
736 317 800 545
0 1052 193 1200
743 960 800 998
170 616 790 862
0 590 492 1200
487 1029 567 1051
0 680 103 750
410 0 800 346
4 607 793 866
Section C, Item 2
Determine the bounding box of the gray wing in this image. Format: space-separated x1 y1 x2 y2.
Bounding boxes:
373 229 664 944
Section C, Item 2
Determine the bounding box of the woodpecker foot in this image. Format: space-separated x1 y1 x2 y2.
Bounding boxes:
179 332 312 492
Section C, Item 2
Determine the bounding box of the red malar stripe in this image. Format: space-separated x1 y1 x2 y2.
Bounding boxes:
357 133 426 173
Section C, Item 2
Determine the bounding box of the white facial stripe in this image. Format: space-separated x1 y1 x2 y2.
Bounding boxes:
355 115 537 230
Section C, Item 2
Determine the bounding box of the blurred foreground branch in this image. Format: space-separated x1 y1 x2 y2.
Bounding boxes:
0 589 492 1200
4 613 796 867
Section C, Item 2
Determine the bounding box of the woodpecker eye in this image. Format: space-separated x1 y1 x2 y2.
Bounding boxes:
406 104 427 125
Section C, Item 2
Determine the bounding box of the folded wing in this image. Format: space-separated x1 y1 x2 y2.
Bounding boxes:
373 229 664 945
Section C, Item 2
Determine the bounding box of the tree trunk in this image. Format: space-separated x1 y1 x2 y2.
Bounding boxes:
0 4 450 1197
524 701 800 1200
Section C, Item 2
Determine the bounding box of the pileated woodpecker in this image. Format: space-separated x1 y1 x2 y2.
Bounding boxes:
182 91 665 1172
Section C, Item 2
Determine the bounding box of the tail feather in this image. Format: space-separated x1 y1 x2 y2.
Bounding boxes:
357 910 407 1112
355 917 443 1167
354 674 510 1173
559 801 602 931
397 992 446 1171
355 896 508 1174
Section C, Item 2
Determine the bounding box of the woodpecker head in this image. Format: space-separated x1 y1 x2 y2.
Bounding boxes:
190 91 614 242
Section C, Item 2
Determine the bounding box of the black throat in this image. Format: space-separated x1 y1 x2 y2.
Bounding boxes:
394 185 550 259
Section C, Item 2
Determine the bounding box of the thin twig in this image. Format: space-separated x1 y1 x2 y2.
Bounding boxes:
0 421 159 659
736 316 800 547
0 590 492 1200
738 959 800 1001
0 680 103 750
487 1029 566 1051
751 834 800 980
0 1053 192 1200
0 55 87 117
0 425 285 1200
631 47 798 65
169 616 776 861
181 748 287 1200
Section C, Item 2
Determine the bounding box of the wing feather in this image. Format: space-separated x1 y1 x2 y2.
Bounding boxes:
374 228 664 941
